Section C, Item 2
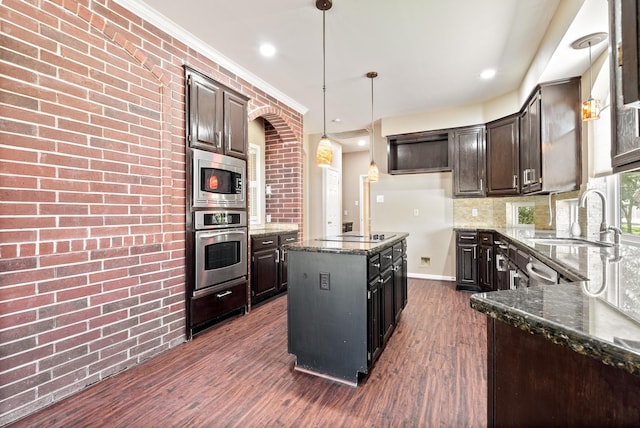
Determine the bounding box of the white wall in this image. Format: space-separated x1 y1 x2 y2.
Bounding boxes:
370 172 455 281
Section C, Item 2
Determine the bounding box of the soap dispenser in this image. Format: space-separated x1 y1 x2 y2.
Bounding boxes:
570 220 581 237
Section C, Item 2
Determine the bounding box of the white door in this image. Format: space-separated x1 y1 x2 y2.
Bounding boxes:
323 167 341 236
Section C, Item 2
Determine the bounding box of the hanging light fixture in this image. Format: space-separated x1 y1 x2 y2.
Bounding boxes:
571 32 608 121
316 0 333 167
367 71 379 182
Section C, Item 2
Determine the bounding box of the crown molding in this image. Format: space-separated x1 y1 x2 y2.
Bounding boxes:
113 0 308 115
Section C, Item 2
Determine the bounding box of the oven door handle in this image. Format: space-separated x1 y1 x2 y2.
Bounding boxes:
197 229 247 240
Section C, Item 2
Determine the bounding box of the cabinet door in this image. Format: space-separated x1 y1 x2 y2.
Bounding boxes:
380 268 394 345
520 93 542 194
452 125 486 197
456 244 478 288
393 258 404 321
487 115 520 196
367 278 381 364
251 249 278 304
479 245 493 291
610 0 640 171
224 91 248 158
186 70 223 153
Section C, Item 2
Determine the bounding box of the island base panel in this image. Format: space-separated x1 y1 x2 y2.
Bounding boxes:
287 251 368 384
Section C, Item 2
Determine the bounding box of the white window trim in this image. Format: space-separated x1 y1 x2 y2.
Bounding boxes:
248 143 262 225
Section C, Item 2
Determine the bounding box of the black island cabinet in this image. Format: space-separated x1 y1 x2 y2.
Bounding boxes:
286 233 408 385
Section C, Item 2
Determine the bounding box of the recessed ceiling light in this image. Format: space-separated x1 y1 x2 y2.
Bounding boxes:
480 69 496 80
260 43 276 58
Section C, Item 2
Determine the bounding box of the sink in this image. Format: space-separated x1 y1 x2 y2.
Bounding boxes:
528 237 614 247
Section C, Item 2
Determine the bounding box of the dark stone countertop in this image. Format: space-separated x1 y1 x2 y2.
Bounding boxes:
287 232 409 256
470 228 640 376
249 223 298 238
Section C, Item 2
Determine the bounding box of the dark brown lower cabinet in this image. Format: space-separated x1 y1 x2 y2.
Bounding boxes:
488 318 640 426
251 231 298 306
456 230 480 291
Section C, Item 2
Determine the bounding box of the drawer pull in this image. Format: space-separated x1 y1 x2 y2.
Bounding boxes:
285 237 296 242
261 240 274 245
216 290 233 298
373 263 380 268
384 255 393 260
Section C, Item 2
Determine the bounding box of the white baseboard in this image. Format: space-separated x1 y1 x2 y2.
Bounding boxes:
408 273 456 282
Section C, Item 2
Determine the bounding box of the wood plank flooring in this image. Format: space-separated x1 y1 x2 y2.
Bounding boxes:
11 279 487 427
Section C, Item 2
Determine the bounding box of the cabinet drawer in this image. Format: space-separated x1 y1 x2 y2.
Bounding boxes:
380 247 394 272
191 281 247 326
457 231 478 244
278 232 298 246
392 242 404 261
479 232 493 246
251 235 278 251
368 254 381 281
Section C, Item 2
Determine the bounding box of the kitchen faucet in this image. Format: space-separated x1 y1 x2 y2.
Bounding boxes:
579 189 622 244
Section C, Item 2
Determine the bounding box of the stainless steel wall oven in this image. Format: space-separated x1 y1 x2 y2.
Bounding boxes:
193 210 247 294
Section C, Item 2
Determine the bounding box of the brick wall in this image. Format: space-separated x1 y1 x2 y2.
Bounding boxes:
0 0 304 424
264 121 304 234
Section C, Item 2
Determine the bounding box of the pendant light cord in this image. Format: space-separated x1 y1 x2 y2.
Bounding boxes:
370 76 374 163
322 9 327 138
588 41 593 99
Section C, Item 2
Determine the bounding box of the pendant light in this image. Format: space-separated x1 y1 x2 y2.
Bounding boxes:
316 0 333 167
571 32 608 121
367 71 379 182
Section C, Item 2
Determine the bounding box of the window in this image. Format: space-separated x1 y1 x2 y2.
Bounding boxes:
508 202 535 228
619 171 640 236
248 144 261 225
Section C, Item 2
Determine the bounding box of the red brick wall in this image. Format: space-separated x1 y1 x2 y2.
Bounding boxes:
0 0 303 424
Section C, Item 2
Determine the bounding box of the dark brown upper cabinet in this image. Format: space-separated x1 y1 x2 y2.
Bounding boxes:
452 125 486 197
486 114 520 196
387 130 452 174
610 0 640 172
185 66 248 159
519 77 581 194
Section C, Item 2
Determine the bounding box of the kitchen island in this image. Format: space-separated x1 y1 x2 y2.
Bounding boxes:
470 229 640 426
286 232 408 386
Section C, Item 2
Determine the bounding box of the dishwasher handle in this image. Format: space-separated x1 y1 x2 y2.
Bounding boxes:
526 262 557 285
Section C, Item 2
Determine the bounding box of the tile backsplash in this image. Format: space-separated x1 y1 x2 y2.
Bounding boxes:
453 191 580 230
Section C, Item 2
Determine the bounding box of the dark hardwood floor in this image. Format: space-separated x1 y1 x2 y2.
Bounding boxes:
11 279 487 427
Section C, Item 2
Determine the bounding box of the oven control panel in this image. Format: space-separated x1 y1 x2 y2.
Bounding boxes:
194 210 247 229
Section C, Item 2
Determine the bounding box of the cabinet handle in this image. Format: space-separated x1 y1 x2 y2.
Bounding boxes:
394 248 402 252
275 248 280 263
460 236 475 240
512 174 518 188
384 255 393 260
216 131 222 148
373 263 380 268
480 178 483 191
227 130 232 151
216 290 232 298
473 247 477 259
285 237 296 242
261 240 274 245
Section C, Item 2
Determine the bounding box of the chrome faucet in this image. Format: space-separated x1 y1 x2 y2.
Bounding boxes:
579 189 622 244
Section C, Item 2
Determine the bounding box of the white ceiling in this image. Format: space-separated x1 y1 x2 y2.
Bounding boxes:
119 0 609 152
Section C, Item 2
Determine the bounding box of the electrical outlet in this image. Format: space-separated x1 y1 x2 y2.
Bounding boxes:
472 208 478 217
266 214 271 222
344 209 348 216
420 257 431 266
413 208 419 217
376 195 384 203
319 272 330 290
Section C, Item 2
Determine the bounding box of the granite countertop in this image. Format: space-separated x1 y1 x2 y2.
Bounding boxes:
470 228 640 376
249 223 298 238
288 232 409 256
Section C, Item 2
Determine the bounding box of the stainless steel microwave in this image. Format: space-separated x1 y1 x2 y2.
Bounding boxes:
191 148 246 209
